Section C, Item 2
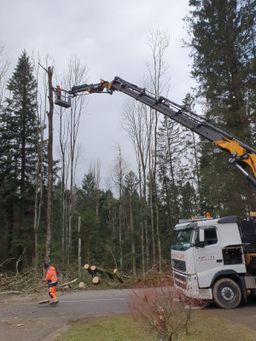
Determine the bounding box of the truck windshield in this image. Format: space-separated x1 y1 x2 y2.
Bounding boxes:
172 228 193 251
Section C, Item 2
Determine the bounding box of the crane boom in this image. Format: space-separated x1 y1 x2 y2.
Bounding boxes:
69 76 256 187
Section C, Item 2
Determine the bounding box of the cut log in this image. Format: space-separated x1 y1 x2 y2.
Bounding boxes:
90 265 96 271
90 265 115 280
92 276 100 285
112 269 125 283
84 264 128 284
84 264 96 276
78 281 85 289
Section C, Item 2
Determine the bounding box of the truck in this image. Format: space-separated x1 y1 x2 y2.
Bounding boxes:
55 76 256 308
172 215 256 308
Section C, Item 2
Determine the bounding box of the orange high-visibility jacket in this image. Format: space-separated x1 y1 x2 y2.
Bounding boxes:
45 265 58 284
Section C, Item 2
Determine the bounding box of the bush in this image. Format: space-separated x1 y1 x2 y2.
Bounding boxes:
129 285 203 341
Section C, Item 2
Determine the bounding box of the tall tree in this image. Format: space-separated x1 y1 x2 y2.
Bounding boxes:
186 0 256 216
157 117 182 227
0 51 39 262
60 56 88 264
112 145 127 269
122 102 149 273
123 171 139 276
45 65 54 263
146 29 170 269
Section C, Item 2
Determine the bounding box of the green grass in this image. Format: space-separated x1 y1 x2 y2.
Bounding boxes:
55 315 153 341
55 312 256 341
186 311 256 341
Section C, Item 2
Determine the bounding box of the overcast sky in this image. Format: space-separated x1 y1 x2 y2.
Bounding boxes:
0 0 195 187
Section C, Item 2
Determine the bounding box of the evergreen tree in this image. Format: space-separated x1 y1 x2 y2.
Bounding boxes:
157 117 182 228
179 181 197 219
187 0 256 217
77 172 111 266
78 172 99 263
123 171 139 275
0 51 39 261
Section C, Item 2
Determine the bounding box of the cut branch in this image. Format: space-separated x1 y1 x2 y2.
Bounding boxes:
0 290 22 295
0 257 15 268
60 278 78 287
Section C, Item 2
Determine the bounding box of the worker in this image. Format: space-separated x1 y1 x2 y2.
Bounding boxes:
204 211 212 219
56 85 62 100
249 211 256 221
43 263 59 306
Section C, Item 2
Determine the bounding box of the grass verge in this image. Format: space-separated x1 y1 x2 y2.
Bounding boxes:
55 315 153 341
55 312 256 341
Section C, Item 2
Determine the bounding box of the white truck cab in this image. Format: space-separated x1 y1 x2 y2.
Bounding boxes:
171 216 256 308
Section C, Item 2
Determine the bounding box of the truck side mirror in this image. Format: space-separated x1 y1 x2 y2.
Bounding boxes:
194 229 205 248
198 229 205 247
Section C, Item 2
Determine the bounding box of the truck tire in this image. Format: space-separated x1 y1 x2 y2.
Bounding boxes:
213 278 242 309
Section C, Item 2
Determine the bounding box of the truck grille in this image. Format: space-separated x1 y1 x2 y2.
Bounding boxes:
172 259 186 272
173 272 187 289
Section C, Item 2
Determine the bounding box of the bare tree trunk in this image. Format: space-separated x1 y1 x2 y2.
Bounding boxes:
65 205 69 259
122 103 150 270
78 216 81 276
147 29 169 270
67 214 72 264
155 201 162 271
45 66 54 263
129 194 137 277
153 110 161 270
33 61 46 267
63 56 87 264
0 43 8 106
58 107 69 264
113 145 126 270
61 170 66 263
33 125 44 266
149 167 156 265
138 161 145 274
118 205 123 269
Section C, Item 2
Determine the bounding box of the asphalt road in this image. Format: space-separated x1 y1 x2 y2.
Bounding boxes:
0 289 130 320
1 289 256 341
0 289 131 341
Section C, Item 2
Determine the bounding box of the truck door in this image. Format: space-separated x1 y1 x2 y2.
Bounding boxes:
194 226 223 288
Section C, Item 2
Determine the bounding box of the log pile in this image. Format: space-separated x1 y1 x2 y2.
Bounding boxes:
83 263 127 285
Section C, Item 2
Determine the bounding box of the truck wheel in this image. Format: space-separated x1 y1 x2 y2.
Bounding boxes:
213 278 242 309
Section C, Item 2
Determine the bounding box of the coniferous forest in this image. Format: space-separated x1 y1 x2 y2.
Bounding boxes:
0 0 256 275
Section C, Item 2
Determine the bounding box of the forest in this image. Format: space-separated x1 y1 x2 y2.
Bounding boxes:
0 0 255 277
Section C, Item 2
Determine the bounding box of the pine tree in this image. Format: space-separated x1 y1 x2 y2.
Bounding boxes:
157 117 182 227
187 0 256 216
0 51 39 260
179 181 197 219
123 171 139 275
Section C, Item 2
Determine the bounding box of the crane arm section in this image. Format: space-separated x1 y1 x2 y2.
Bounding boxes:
71 76 256 187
